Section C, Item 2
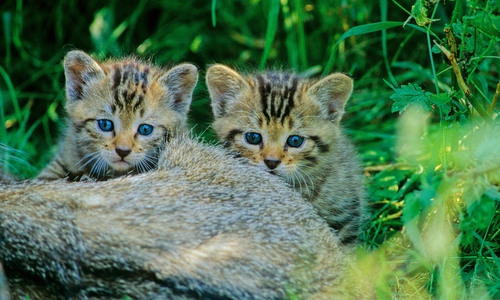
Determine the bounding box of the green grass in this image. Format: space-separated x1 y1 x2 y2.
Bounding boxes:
1 0 500 298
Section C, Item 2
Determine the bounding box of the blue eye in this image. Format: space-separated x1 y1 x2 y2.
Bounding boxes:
245 132 262 145
97 119 114 132
286 135 304 147
138 124 154 136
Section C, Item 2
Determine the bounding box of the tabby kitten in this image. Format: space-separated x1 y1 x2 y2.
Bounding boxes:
206 64 365 246
38 50 198 181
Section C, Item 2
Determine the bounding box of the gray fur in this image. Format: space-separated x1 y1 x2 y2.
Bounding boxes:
0 136 372 299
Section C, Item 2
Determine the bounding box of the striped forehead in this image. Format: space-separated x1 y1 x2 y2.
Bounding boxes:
254 72 301 124
109 61 155 113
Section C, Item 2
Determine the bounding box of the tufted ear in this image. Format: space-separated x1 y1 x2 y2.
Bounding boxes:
158 64 198 115
64 50 106 101
206 64 250 118
306 73 353 123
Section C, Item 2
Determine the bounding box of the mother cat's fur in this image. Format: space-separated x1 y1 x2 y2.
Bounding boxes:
0 136 371 299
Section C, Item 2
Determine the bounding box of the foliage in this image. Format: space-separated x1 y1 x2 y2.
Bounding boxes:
388 82 453 113
1 0 500 298
359 0 500 298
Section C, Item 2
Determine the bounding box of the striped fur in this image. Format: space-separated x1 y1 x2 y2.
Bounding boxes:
207 65 365 246
38 50 198 181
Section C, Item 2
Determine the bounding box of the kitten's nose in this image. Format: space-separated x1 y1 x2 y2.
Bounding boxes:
115 147 131 159
264 159 281 170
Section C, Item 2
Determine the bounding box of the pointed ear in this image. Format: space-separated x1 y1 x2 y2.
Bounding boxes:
64 50 105 101
206 64 250 118
307 73 353 123
159 63 198 115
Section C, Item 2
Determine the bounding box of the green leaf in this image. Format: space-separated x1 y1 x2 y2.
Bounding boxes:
464 11 500 37
401 192 429 255
430 93 452 105
411 0 432 26
402 192 422 223
431 44 442 54
390 83 433 113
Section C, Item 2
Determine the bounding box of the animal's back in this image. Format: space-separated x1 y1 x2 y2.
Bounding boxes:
0 136 371 299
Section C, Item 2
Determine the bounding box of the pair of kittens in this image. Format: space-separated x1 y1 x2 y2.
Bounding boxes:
39 50 364 246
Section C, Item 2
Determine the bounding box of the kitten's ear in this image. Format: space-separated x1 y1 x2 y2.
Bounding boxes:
64 50 105 101
159 64 198 115
206 64 250 118
307 73 353 123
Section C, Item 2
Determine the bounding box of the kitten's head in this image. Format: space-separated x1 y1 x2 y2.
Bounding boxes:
206 64 353 186
63 50 198 179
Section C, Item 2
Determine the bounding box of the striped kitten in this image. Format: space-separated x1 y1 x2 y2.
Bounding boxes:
38 50 198 181
206 65 365 246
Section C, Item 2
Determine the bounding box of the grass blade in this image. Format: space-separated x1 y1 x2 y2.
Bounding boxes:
259 0 280 70
211 0 217 27
323 21 429 75
293 0 307 71
3 12 11 69
380 0 397 87
0 65 22 124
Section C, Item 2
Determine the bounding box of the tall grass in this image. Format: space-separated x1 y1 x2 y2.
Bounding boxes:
1 0 499 298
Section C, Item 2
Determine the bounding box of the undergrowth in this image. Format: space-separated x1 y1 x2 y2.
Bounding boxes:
1 0 499 298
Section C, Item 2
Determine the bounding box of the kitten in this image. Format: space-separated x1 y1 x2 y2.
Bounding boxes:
206 64 365 246
37 50 198 181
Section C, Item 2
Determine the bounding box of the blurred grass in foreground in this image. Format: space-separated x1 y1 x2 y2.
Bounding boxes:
359 107 500 298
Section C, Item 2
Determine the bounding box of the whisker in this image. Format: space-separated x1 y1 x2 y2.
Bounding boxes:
298 172 307 195
76 152 96 165
142 154 157 165
139 160 150 173
142 154 158 171
297 167 315 192
290 174 301 194
285 171 302 195
136 161 144 174
88 158 102 178
77 151 99 164
77 151 101 170
89 157 108 179
100 159 110 178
